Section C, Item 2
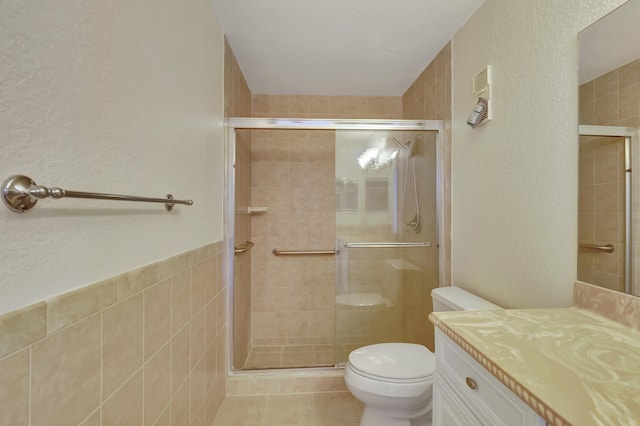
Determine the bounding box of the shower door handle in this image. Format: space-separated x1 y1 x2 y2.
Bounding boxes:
344 242 431 248
272 248 338 256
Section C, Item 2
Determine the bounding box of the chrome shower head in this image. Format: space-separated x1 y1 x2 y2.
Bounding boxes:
357 147 398 171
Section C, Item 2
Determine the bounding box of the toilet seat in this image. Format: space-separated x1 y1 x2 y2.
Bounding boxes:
345 363 434 399
347 343 435 382
347 363 433 384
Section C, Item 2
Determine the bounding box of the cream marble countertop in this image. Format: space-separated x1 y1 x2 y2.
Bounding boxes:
429 307 640 426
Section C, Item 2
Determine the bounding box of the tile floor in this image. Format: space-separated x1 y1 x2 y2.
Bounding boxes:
212 391 363 425
242 345 336 369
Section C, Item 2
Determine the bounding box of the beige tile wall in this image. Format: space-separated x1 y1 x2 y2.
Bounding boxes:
250 130 337 349
402 43 452 350
578 135 626 292
224 38 252 118
0 243 227 426
251 95 402 119
579 59 640 128
579 59 640 295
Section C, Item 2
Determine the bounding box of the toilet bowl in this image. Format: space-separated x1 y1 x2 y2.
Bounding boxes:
344 286 501 426
345 343 434 426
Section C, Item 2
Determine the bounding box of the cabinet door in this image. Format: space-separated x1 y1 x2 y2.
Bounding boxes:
434 374 483 426
435 330 545 426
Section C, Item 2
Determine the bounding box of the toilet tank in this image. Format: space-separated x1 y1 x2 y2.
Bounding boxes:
431 286 501 312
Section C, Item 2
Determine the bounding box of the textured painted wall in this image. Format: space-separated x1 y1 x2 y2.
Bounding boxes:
450 0 627 308
0 0 225 315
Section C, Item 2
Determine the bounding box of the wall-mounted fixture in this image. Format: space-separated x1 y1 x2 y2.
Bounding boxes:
1 174 193 212
467 97 489 129
467 65 492 129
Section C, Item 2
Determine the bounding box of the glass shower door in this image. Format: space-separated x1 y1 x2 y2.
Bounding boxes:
578 133 631 294
334 130 439 363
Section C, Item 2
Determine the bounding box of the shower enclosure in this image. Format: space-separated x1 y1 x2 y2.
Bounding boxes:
226 119 442 371
578 125 636 295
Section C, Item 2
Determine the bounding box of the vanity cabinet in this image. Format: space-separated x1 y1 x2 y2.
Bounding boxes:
433 330 546 426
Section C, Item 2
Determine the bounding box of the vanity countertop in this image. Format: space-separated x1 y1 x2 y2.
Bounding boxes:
429 307 640 426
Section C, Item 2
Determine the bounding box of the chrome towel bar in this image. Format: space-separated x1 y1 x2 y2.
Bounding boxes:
344 242 431 248
272 248 338 256
2 175 193 212
234 241 255 255
579 243 615 253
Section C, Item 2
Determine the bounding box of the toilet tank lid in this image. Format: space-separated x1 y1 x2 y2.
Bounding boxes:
348 343 435 380
431 286 501 310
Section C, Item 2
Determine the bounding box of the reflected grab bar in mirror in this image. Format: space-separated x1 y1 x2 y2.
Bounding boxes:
579 243 615 253
344 242 431 248
272 249 337 256
234 241 255 255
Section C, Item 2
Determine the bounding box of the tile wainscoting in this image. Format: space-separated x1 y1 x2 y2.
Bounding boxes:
0 242 227 426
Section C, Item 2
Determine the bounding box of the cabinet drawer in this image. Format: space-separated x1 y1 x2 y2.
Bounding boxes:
435 329 541 426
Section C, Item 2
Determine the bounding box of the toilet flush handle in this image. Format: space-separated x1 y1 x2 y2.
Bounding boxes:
465 377 477 390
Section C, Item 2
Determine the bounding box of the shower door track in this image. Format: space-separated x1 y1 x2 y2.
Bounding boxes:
226 118 442 131
225 118 444 375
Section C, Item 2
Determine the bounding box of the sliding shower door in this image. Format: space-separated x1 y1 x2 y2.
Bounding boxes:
334 130 439 363
227 120 441 371
240 129 338 370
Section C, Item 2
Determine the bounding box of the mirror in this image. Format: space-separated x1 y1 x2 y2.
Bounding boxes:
578 0 640 296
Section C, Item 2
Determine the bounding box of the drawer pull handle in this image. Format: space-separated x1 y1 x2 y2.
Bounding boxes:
465 377 477 390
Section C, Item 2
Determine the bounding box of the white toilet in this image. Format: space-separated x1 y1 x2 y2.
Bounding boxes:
344 286 501 426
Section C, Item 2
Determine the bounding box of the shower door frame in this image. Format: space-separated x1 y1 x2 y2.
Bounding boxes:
578 125 636 294
225 118 444 374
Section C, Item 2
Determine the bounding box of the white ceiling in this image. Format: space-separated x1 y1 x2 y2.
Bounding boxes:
579 0 640 84
210 0 485 96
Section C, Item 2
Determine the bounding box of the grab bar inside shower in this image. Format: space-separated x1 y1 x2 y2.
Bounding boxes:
272 248 338 256
579 243 615 253
234 241 255 255
344 242 431 248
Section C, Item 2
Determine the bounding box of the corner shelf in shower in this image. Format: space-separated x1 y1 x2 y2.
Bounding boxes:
247 206 269 215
